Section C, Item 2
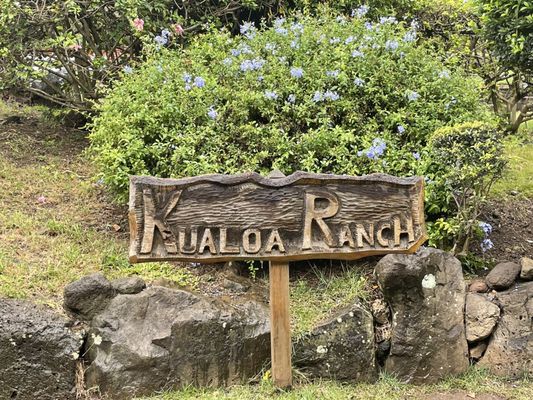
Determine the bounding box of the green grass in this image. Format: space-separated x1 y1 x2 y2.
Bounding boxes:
138 368 532 400
0 103 197 309
490 135 533 199
290 264 369 338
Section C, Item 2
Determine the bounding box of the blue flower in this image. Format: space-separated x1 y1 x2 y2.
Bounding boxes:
439 70 450 79
379 16 397 24
326 70 340 78
264 90 278 100
352 5 369 18
184 84 191 91
161 29 171 38
154 35 167 46
357 150 364 157
385 40 399 51
413 152 420 160
265 43 276 53
397 125 405 134
481 238 494 252
182 73 192 83
290 40 299 49
345 36 355 45
364 22 373 30
240 22 256 39
324 90 340 101
194 76 205 88
479 221 493 235
207 106 218 120
403 30 417 43
352 50 364 58
291 22 304 34
274 17 285 28
123 65 133 74
275 27 288 35
222 58 233 66
312 91 323 102
240 58 265 72
406 90 420 101
290 67 304 78
364 138 387 159
239 44 253 55
330 37 341 44
257 75 264 82
287 94 296 103
230 48 241 56
354 77 365 87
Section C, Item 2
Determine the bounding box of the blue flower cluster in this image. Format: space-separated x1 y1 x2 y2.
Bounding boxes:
385 40 399 51
479 221 494 253
207 106 218 120
240 22 256 39
290 67 304 78
183 73 205 90
352 5 369 18
240 59 265 72
312 90 340 102
353 77 365 87
358 138 387 160
154 29 171 46
264 90 278 100
326 70 340 78
406 90 420 101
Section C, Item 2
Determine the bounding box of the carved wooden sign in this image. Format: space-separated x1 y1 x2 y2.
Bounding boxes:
128 172 427 264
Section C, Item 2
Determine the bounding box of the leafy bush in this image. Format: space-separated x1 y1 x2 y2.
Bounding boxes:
0 0 277 110
426 121 505 252
90 11 493 201
480 0 533 74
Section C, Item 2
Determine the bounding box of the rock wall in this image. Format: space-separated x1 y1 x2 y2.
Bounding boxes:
1 252 532 399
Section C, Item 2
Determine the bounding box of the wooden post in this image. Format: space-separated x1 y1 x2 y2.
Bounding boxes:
269 261 292 389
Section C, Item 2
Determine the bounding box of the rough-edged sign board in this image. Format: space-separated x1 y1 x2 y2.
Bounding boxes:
128 172 427 264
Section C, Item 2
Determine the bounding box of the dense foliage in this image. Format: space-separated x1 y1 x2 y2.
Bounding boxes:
90 10 494 222
0 0 277 110
426 122 505 251
480 0 533 74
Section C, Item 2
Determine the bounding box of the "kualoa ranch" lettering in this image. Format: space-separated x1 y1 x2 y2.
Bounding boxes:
128 171 427 263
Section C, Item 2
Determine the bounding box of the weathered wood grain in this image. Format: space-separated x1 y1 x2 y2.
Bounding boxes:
128 171 427 263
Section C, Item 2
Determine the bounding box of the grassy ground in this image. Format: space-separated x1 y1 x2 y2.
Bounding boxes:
0 102 197 309
140 368 532 400
490 126 533 199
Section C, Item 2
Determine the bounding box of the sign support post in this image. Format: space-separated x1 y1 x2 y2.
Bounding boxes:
269 261 292 388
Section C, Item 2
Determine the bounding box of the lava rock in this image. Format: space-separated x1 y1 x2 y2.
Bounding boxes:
111 276 146 294
293 303 377 382
84 286 270 399
469 279 489 293
520 257 533 280
465 293 500 343
0 298 82 400
469 342 487 360
485 262 521 290
371 298 390 325
375 248 469 384
64 273 116 321
477 282 533 377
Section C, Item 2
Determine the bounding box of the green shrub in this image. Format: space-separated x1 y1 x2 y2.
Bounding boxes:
426 121 505 252
0 0 276 110
90 11 493 202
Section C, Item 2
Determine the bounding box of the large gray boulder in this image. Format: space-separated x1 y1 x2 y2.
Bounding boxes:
465 293 500 343
293 303 377 382
477 282 533 377
375 248 469 384
84 286 270 399
0 299 82 400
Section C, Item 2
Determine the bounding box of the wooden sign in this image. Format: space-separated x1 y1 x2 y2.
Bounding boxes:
128 171 427 389
128 172 427 264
